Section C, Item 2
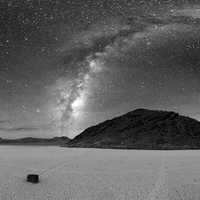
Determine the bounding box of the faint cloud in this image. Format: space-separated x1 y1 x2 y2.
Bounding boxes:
174 8 200 19
0 124 52 132
0 120 11 124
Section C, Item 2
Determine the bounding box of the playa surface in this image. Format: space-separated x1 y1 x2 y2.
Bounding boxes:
0 146 200 200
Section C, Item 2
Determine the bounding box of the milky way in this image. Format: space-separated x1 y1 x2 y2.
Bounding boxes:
1 0 200 138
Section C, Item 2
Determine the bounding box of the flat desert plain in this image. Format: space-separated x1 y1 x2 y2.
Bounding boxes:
0 146 200 200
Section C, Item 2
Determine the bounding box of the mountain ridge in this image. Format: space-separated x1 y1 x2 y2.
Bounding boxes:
0 136 70 146
67 108 200 149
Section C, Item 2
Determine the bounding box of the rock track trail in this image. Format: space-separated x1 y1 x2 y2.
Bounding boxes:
0 155 120 200
0 159 67 199
1 149 190 200
146 156 169 200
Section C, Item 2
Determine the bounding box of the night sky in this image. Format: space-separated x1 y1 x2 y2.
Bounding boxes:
1 0 200 138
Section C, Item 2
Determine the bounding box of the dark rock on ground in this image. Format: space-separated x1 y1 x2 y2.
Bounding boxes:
26 174 39 183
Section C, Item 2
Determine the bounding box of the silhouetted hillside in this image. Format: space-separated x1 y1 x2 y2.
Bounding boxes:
67 109 200 149
0 136 70 146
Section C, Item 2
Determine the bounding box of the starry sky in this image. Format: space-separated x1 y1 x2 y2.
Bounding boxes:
1 0 200 138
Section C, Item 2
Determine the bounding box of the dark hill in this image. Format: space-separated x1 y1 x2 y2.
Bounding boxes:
0 136 70 146
67 108 200 149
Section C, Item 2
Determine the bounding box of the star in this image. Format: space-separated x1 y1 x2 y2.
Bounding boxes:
1 0 200 138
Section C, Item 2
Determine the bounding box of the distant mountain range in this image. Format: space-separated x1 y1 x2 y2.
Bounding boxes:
0 136 70 146
67 108 200 149
2 109 200 149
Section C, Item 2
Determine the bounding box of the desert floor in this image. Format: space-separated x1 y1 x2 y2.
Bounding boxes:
0 146 200 200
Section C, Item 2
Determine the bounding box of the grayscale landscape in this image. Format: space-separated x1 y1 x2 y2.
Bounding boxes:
1 0 200 199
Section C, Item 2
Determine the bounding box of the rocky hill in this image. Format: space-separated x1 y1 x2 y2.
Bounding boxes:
67 109 200 149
